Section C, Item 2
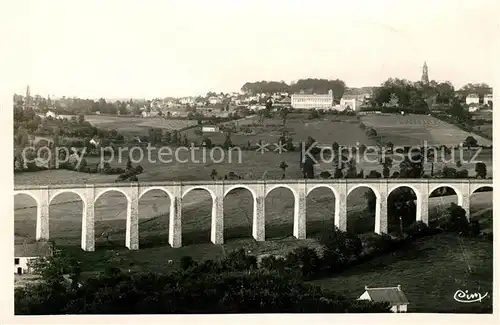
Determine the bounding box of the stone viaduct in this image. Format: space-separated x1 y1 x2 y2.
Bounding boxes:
13 179 492 252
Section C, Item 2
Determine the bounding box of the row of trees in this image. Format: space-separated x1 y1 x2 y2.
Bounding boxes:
241 78 346 99
301 137 488 180
14 107 125 145
14 95 145 116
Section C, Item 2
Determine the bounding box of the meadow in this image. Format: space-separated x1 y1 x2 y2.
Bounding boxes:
181 114 376 147
360 114 493 146
311 232 493 313
13 145 494 186
83 115 197 136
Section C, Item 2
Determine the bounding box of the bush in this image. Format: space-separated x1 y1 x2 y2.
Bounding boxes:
333 168 343 178
221 248 257 271
365 127 377 137
406 221 429 238
362 233 394 254
286 246 322 279
366 170 382 178
259 255 288 272
116 174 129 182
320 171 332 179
320 227 362 271
441 203 469 234
467 219 481 237
180 256 196 270
442 166 457 178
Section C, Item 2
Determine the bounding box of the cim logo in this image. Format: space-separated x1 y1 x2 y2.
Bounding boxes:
453 290 489 303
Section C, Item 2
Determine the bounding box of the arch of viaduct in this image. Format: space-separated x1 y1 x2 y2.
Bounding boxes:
14 179 493 252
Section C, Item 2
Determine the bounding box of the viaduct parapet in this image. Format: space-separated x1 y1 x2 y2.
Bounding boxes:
13 179 493 251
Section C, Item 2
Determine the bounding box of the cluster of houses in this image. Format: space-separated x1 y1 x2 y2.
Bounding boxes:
466 93 493 112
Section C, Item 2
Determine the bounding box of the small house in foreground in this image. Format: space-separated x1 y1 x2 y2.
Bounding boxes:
14 241 53 275
202 125 220 133
358 285 409 313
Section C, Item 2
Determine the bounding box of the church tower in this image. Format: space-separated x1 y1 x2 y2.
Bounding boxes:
24 85 31 109
421 61 429 84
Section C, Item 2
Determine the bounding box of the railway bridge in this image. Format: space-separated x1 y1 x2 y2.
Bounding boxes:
14 179 493 251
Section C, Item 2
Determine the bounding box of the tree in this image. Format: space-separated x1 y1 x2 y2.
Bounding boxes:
386 93 399 107
475 162 487 178
442 166 457 178
320 226 362 271
320 171 332 179
385 141 394 151
332 142 340 155
426 148 436 177
441 203 469 234
449 98 469 121
365 128 377 137
279 107 289 125
344 158 357 178
366 170 382 178
202 137 212 148
279 161 288 179
399 153 423 178
358 143 366 153
28 245 81 288
162 130 172 144
223 133 233 149
126 156 132 170
463 136 478 148
380 156 393 178
286 246 321 279
210 169 218 180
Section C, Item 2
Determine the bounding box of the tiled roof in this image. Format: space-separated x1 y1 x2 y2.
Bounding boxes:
15 241 53 257
364 285 409 305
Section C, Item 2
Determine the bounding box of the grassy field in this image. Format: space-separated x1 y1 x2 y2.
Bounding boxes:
311 233 493 313
360 114 493 146
13 145 493 186
181 114 376 147
83 115 197 136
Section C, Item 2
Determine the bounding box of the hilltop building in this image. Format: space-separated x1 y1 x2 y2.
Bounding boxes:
484 93 493 106
291 89 333 109
466 94 480 105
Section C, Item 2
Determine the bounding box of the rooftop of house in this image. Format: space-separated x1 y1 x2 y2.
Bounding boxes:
15 241 53 258
291 93 333 97
362 285 409 305
467 94 479 98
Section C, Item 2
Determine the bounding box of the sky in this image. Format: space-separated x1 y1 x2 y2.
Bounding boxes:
5 0 499 99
